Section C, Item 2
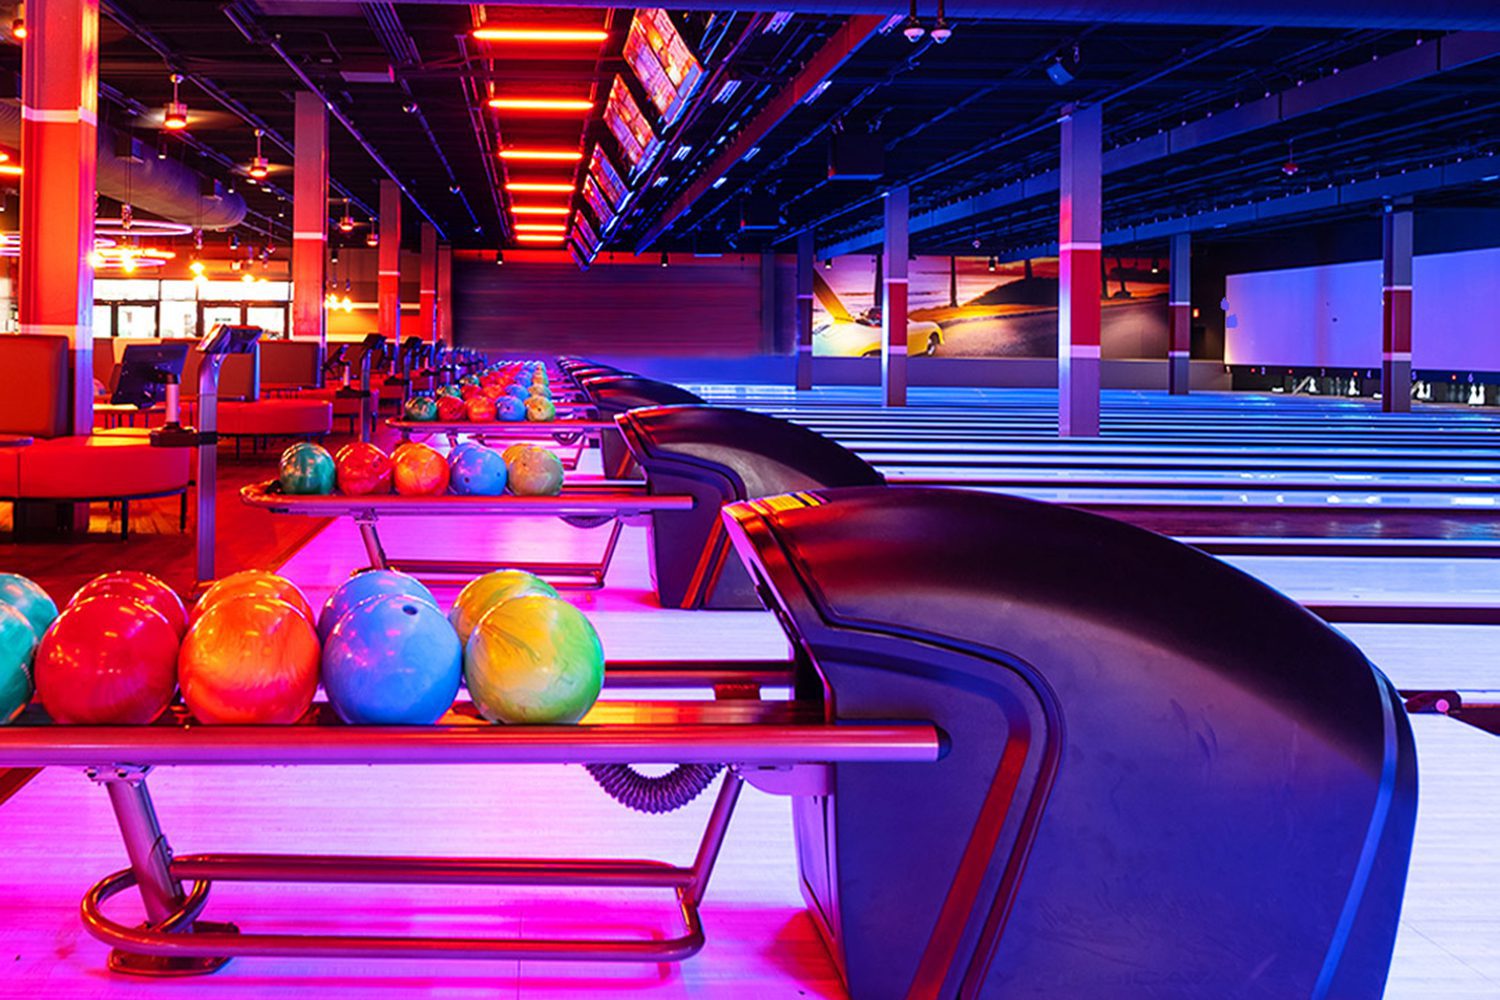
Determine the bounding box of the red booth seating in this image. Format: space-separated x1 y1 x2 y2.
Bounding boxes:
2 335 190 539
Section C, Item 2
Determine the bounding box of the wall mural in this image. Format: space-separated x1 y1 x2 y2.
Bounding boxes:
812 255 1171 358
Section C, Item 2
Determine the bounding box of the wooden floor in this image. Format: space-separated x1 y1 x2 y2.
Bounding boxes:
0 389 1496 997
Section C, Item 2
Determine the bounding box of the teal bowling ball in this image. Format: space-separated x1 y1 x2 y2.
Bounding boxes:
403 396 440 422
322 595 462 724
0 603 37 724
278 442 337 495
449 445 509 496
317 568 438 642
0 573 56 641
435 385 463 399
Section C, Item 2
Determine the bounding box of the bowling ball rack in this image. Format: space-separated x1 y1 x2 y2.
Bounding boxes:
240 481 694 588
386 412 613 471
0 668 940 977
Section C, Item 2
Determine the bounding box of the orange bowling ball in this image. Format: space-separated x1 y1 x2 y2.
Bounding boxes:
35 596 180 724
70 570 188 638
392 442 451 496
178 595 320 724
192 570 315 627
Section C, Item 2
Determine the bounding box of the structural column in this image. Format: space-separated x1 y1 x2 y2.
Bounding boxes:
19 0 98 436
417 223 437 344
1059 104 1102 436
882 186 909 407
1381 202 1413 413
1168 231 1191 395
436 243 453 346
378 178 402 344
291 91 328 351
795 231 814 391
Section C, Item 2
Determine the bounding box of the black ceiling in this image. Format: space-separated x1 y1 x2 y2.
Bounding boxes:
2 2 1495 260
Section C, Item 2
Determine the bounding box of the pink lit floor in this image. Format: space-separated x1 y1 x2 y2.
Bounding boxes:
1 438 1497 996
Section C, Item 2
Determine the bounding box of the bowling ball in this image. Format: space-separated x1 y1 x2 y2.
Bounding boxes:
497 396 526 421
71 571 187 638
193 569 315 627
0 603 35 724
435 394 466 422
278 442 337 495
403 396 439 422
179 595 319 724
35 596 179 724
465 395 497 422
436 385 463 398
317 568 437 641
525 396 557 422
0 573 58 640
335 442 393 496
501 444 528 465
460 383 483 401
505 383 530 401
392 442 451 496
506 445 565 496
449 445 508 496
465 594 604 725
322 595 462 724
448 569 558 645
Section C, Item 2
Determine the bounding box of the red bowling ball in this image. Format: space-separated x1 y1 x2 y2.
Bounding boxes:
435 394 466 422
70 570 187 638
35 596 180 724
392 442 451 496
464 395 496 422
335 442 393 496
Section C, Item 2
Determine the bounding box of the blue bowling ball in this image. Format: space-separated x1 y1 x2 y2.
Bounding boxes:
497 396 527 421
506 383 530 401
449 445 508 496
321 595 462 724
317 569 437 641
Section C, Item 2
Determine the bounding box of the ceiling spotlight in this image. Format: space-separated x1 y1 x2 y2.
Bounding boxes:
1281 140 1299 177
495 249 505 266
11 3 24 40
660 250 669 268
366 229 379 247
1046 59 1074 86
337 197 355 233
1150 257 1160 274
163 74 188 130
823 259 833 269
929 0 952 43
449 184 461 195
987 256 996 272
247 128 269 179
156 135 169 160
402 101 419 115
901 0 924 42
228 233 239 250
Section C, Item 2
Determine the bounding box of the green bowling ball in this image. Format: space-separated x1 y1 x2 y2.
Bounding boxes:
464 594 604 724
525 395 556 422
0 573 56 641
0 603 37 724
403 396 440 422
505 445 564 496
278 442 337 495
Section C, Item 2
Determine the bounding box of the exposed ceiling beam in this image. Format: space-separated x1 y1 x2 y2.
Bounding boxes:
634 14 886 253
821 30 1500 258
246 0 1500 31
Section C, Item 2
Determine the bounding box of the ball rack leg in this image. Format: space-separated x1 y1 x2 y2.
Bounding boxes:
91 766 237 976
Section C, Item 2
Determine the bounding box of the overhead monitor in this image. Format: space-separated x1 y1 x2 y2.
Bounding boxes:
623 9 704 128
581 175 615 232
588 146 629 208
573 211 599 253
603 75 659 173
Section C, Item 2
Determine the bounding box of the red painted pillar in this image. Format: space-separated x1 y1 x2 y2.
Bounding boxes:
291 91 328 350
882 186 908 407
20 0 98 436
1381 202 1413 413
436 243 453 346
1168 231 1191 395
378 178 401 344
795 231 814 391
419 223 437 344
1059 103 1102 436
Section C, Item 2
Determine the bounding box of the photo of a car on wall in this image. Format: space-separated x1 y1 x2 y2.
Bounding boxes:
812 270 944 357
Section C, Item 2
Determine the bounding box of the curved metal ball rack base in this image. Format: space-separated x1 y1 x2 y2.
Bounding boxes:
3 690 940 977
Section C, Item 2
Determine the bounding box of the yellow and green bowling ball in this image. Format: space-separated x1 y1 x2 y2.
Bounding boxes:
506 445 565 496
448 569 558 645
524 395 556 422
464 594 604 725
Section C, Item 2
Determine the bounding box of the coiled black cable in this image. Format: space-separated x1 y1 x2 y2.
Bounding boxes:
583 763 724 814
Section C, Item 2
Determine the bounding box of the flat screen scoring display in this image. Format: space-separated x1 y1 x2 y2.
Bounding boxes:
623 9 703 127
603 75 659 173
